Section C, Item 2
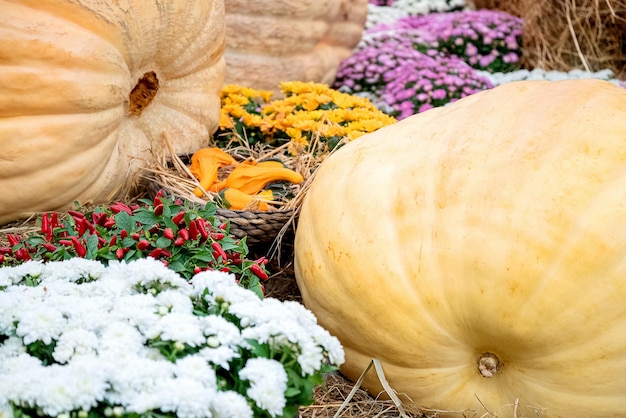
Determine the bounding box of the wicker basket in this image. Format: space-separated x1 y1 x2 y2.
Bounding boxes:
215 207 296 246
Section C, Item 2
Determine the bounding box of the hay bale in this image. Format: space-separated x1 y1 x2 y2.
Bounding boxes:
470 0 626 79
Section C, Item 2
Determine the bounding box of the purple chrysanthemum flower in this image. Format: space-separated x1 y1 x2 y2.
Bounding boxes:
380 54 493 119
369 10 523 73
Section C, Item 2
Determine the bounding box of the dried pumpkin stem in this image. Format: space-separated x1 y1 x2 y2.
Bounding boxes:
129 71 159 116
478 352 500 378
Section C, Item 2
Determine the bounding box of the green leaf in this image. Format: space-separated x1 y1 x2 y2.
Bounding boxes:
114 211 136 232
131 210 160 226
85 234 99 259
284 387 301 397
155 237 172 249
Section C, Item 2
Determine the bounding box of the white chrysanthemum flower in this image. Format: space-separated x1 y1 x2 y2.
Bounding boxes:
107 258 188 291
198 346 240 370
0 353 43 403
153 377 216 418
211 391 253 418
0 260 45 286
37 360 106 417
53 329 99 364
0 336 26 359
41 258 106 283
296 340 325 376
98 322 146 356
108 293 159 332
365 4 409 29
199 315 244 348
477 68 626 87
174 356 218 388
310 327 345 367
191 271 258 306
239 358 287 417
0 401 13 418
15 303 66 345
226 300 261 328
189 270 237 294
156 289 194 314
0 292 22 334
147 312 205 347
106 355 176 405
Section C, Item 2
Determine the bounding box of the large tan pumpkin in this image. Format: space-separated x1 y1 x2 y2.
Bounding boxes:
294 79 626 417
223 0 368 94
0 0 225 224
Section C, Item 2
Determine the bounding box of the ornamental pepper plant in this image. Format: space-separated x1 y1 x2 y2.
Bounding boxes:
0 190 270 297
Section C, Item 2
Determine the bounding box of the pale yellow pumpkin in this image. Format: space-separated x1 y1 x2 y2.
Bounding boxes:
294 79 626 417
0 0 225 224
223 0 368 94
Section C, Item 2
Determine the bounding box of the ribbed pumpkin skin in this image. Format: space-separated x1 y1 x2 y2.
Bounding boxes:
294 79 626 417
0 0 225 224
223 0 367 94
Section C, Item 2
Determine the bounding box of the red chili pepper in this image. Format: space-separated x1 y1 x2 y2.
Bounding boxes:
161 260 169 267
210 232 226 241
189 220 199 240
255 256 269 266
83 219 97 235
45 226 54 243
43 243 57 252
220 267 230 272
0 247 12 255
0 254 4 264
67 210 86 219
116 248 125 259
218 222 228 230
103 217 116 229
193 266 202 274
131 232 140 240
50 212 59 228
137 240 151 251
153 190 164 207
250 263 269 281
76 218 87 237
120 230 128 239
97 237 106 248
178 228 190 240
163 228 174 240
109 235 117 246
211 242 227 262
7 234 19 247
153 204 164 216
92 212 104 226
41 213 50 235
197 219 209 241
175 198 183 205
70 236 87 257
174 237 185 247
110 202 132 215
172 212 186 225
148 248 171 259
14 248 31 261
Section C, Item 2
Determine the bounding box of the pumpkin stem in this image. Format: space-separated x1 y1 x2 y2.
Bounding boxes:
478 352 500 378
129 71 159 116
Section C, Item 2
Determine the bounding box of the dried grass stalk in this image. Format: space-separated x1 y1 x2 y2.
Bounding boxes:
471 0 626 78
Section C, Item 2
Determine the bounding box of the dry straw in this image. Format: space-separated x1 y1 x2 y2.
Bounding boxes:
471 0 626 78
